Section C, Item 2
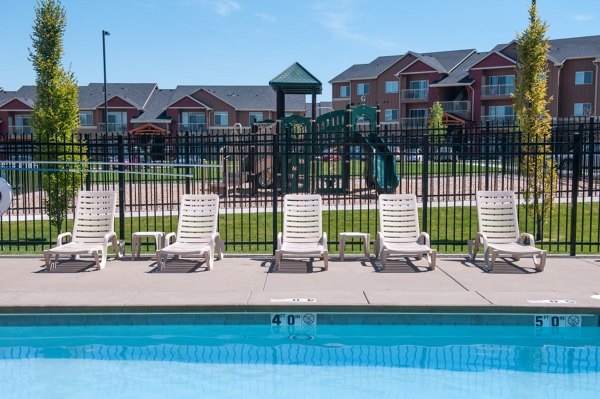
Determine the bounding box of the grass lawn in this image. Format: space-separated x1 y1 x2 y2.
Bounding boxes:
2 202 598 255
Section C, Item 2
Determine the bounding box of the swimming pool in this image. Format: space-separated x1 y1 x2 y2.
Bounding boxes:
0 313 599 398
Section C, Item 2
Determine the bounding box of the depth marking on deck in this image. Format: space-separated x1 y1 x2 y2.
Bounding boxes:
270 298 317 303
527 299 577 304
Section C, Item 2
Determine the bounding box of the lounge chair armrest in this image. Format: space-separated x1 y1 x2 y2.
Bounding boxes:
56 232 72 246
320 232 328 247
277 232 283 250
164 232 177 245
103 231 122 258
419 232 431 247
476 232 489 247
519 232 535 247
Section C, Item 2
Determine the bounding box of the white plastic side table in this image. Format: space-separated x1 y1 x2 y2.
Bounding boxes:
131 231 164 259
339 232 370 261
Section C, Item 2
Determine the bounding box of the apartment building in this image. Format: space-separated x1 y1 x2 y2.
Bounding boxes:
0 83 306 141
330 35 600 126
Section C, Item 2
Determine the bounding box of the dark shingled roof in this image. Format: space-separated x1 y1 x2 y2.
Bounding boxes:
269 62 322 94
329 55 403 83
78 83 156 110
429 52 490 87
0 86 36 108
130 89 174 124
493 35 600 64
413 49 476 73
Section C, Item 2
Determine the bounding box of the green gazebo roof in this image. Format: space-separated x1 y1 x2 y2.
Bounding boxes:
269 62 322 94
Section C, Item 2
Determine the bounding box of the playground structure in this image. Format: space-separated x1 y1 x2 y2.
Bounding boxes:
238 104 400 195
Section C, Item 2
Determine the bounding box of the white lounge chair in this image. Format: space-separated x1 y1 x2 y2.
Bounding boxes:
275 194 328 271
375 194 436 270
468 190 547 272
43 191 122 270
156 194 223 271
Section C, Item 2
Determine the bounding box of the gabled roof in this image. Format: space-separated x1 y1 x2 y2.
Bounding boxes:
493 35 600 65
130 89 174 124
78 83 156 110
398 49 476 75
0 86 36 108
269 62 322 94
329 55 403 83
429 52 490 87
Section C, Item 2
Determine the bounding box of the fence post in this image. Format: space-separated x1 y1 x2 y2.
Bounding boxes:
272 133 279 255
587 117 595 197
569 129 583 256
84 136 91 191
421 135 429 233
484 121 490 190
184 132 191 194
117 133 126 242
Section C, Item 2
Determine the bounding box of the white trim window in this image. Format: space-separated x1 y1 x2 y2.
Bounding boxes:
574 102 592 117
575 71 593 85
385 81 398 93
214 112 229 126
249 112 263 125
339 85 350 98
181 111 206 132
357 83 370 96
79 111 93 126
384 109 398 121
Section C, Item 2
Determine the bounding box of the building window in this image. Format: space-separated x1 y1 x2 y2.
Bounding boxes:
214 112 228 126
407 80 428 100
249 112 263 125
181 111 206 132
357 83 370 96
107 111 127 132
12 114 32 135
79 111 93 126
385 81 398 93
486 105 514 124
575 71 593 85
339 86 350 98
489 75 515 85
574 103 592 116
384 109 398 121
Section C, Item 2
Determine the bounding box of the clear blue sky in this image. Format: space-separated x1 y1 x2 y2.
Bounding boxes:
1 0 599 100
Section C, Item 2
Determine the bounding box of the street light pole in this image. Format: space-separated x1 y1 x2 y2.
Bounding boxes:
102 30 110 135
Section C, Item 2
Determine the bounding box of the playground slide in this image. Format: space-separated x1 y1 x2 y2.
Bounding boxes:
354 132 399 194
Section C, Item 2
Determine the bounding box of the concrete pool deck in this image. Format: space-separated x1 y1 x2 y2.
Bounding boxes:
0 254 599 314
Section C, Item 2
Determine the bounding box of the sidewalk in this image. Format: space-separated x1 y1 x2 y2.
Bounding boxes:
0 254 599 313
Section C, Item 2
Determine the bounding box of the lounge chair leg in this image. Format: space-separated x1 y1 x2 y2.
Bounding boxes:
534 251 547 272
217 239 224 260
43 251 52 270
468 240 478 260
323 252 329 271
513 254 521 261
484 247 496 272
205 250 213 271
428 250 436 270
274 250 282 271
157 252 164 271
381 250 388 271
92 251 101 270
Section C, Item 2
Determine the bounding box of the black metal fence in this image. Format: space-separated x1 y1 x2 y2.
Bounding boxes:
1 118 598 255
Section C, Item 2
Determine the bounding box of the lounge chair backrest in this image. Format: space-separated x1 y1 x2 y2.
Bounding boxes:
475 191 520 243
282 194 322 243
379 194 420 243
72 191 116 244
176 194 219 244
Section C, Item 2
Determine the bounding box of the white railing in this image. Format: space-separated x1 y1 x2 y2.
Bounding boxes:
439 101 470 113
8 125 33 136
178 123 206 133
481 84 515 97
98 123 128 133
400 117 428 129
401 88 428 101
481 115 516 125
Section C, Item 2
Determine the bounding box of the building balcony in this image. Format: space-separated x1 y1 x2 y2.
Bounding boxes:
178 123 206 133
481 84 515 98
400 117 428 129
401 88 428 102
439 101 471 114
8 125 34 137
481 115 516 126
98 123 128 134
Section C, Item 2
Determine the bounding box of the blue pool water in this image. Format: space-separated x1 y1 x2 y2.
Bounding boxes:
0 316 599 398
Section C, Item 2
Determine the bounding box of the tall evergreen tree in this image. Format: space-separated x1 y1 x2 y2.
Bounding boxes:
513 1 556 240
30 0 85 233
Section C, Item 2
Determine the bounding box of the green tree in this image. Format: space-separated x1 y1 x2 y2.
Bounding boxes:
513 1 556 240
427 101 447 138
30 0 86 233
